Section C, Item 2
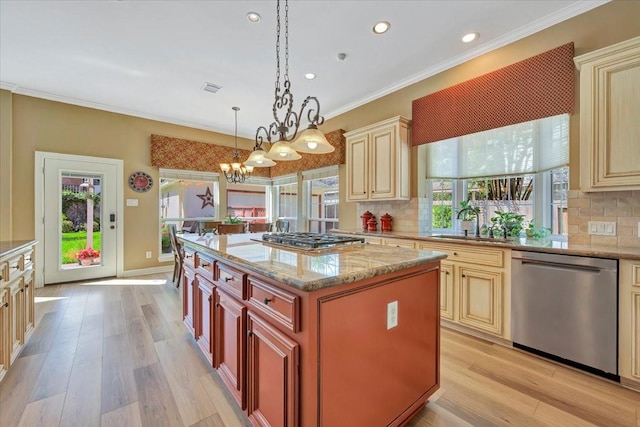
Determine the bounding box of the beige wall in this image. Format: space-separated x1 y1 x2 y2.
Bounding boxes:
0 90 12 241
3 0 640 272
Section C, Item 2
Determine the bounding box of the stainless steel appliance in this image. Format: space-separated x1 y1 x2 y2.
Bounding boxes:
261 232 365 250
511 251 618 379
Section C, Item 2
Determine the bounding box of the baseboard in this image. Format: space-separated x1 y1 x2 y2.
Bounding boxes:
620 376 640 392
121 265 173 277
441 319 512 347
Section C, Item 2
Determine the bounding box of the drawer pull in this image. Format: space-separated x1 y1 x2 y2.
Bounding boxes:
216 303 220 307
201 263 211 268
453 252 458 256
263 297 273 305
25 284 29 288
12 265 20 270
248 331 254 337
445 271 450 275
224 277 233 282
2 302 7 308
208 295 212 302
185 254 193 259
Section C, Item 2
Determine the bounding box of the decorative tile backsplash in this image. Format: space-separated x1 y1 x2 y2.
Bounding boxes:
567 190 640 247
358 190 640 249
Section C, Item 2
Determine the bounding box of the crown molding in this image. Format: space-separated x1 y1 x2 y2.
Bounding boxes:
325 0 609 120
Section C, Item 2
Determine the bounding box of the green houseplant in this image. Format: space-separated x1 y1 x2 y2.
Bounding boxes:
490 210 525 238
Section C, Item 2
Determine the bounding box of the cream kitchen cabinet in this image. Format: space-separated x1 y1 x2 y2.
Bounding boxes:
619 259 640 390
0 240 37 383
345 116 411 201
574 36 640 191
416 241 511 340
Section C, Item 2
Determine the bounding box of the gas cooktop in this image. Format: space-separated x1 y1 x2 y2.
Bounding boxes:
260 232 365 250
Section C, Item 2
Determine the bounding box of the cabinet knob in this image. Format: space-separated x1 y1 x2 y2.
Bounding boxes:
208 295 212 302
453 252 458 256
462 274 466 278
25 284 29 288
216 303 220 307
445 271 450 275
263 297 273 305
2 302 7 308
248 331 253 337
224 276 233 282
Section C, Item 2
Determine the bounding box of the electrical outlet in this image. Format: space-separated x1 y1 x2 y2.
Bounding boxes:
588 221 616 236
145 251 152 259
387 301 398 329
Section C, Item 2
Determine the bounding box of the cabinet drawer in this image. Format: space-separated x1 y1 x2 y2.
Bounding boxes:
183 248 196 269
6 254 24 282
247 277 300 333
23 250 34 270
196 254 215 281
631 263 640 287
365 237 383 245
383 238 416 249
216 262 247 300
418 242 504 268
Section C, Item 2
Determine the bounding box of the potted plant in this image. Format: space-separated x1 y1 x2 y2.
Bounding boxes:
456 200 481 235
77 247 100 265
490 210 525 238
224 215 243 224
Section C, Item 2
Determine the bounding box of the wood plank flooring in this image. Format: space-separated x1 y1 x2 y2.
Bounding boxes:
1 273 638 427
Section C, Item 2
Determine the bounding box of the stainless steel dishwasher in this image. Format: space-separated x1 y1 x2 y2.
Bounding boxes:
511 251 618 379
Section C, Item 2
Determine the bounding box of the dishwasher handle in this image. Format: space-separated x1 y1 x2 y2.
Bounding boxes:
518 258 603 273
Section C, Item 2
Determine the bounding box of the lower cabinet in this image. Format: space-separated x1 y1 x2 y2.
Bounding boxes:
215 287 247 409
247 312 299 427
417 241 511 340
619 259 640 389
0 241 37 384
182 264 196 336
197 276 215 365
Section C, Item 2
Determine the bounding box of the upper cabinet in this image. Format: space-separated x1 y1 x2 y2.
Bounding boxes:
345 116 411 201
575 36 640 192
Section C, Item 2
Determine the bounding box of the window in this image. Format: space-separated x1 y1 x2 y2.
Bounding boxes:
273 176 299 232
159 169 219 255
425 115 569 236
303 167 339 233
226 181 269 221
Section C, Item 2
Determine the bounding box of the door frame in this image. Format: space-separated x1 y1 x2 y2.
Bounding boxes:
34 151 124 287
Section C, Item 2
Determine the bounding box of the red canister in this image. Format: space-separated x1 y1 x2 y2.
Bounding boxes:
361 210 373 230
367 216 378 231
380 213 393 231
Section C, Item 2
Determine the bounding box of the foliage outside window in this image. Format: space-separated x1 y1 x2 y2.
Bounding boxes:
426 114 569 236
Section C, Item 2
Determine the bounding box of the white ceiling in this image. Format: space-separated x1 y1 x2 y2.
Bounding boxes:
0 0 606 140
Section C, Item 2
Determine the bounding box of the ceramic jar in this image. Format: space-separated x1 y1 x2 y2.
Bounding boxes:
380 213 393 231
367 216 378 231
361 211 373 230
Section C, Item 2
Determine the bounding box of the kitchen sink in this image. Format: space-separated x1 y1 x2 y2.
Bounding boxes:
431 234 512 244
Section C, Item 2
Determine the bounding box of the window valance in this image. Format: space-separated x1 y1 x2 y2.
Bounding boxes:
412 43 575 146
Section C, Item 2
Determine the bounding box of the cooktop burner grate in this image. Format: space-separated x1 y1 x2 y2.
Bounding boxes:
261 232 365 249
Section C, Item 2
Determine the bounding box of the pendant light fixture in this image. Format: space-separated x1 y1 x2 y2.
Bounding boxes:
247 0 334 168
220 107 253 183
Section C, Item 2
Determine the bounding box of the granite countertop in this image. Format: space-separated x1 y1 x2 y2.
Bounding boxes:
178 233 447 292
331 229 640 261
0 240 38 259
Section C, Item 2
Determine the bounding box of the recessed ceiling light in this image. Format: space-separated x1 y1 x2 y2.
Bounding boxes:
372 21 390 35
247 12 261 23
461 32 479 43
304 73 316 80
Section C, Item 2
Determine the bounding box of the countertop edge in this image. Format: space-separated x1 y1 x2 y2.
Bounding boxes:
330 229 640 261
0 240 39 259
179 237 447 292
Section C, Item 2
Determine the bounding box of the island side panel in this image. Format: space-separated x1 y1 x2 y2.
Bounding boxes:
318 266 440 426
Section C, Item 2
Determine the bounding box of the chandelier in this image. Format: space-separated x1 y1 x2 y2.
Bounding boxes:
245 0 334 168
220 107 253 183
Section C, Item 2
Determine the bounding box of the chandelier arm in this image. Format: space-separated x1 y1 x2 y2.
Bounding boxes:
301 96 325 126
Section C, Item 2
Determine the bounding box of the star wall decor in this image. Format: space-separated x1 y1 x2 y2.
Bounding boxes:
196 187 215 209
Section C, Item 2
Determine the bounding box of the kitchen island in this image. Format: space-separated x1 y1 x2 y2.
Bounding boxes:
177 233 446 427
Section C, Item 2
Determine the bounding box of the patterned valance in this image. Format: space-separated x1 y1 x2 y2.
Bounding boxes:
150 129 346 178
411 42 575 146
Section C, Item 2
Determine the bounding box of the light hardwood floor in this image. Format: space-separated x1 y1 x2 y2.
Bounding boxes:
1 274 638 427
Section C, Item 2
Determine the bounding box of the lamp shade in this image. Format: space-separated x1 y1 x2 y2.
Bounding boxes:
290 126 335 154
245 149 276 167
265 140 302 161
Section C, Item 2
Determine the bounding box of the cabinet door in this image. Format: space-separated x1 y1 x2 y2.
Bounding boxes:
23 272 34 339
440 262 455 321
9 281 25 364
619 260 640 382
183 266 197 336
247 312 299 427
458 266 503 336
370 125 397 199
346 133 369 201
0 288 8 380
576 37 640 191
216 289 247 409
197 276 215 365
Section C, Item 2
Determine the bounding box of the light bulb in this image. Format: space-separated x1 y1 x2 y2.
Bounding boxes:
307 141 318 150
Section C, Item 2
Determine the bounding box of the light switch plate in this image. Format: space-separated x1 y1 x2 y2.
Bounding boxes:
387 301 398 329
588 221 616 236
